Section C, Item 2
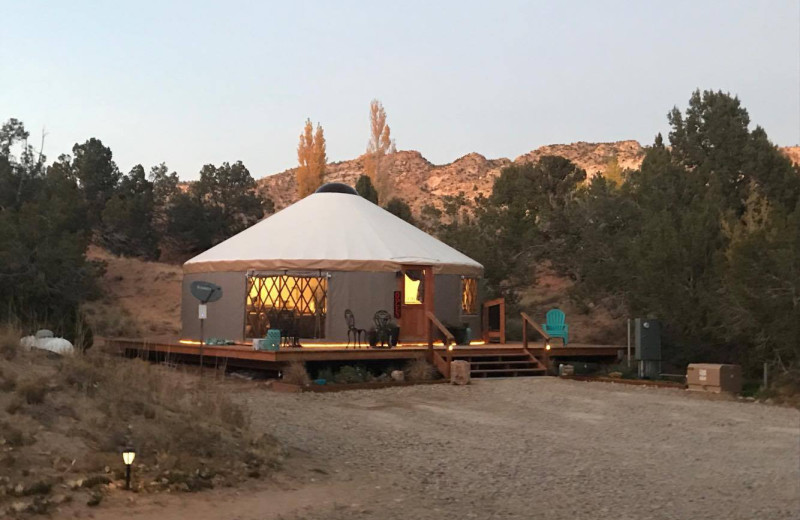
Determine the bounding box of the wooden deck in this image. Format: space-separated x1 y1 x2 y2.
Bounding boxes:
104 337 624 375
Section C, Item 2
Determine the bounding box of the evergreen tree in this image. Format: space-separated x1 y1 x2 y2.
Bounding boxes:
72 138 120 224
355 174 378 204
383 197 414 224
101 164 159 259
149 162 180 238
165 161 264 255
0 119 95 333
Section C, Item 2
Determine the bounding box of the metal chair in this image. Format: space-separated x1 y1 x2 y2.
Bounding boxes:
345 309 366 348
277 309 300 348
373 310 393 348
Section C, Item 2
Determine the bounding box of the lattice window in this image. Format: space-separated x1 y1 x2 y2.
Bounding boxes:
461 277 477 315
245 275 327 338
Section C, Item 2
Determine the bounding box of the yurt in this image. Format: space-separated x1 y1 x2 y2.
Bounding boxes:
180 183 483 345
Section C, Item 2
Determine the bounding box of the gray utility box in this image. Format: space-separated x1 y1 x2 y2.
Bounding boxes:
635 319 661 379
635 318 661 360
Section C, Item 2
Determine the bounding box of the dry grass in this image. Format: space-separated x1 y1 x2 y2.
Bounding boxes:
85 246 182 338
404 358 437 382
0 323 281 512
16 377 48 404
81 303 141 338
282 361 311 386
0 324 20 360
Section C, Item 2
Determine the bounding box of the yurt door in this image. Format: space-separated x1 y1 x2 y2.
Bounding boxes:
398 266 432 342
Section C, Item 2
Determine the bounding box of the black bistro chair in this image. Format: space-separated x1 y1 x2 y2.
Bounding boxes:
344 309 366 348
277 309 300 348
373 310 393 348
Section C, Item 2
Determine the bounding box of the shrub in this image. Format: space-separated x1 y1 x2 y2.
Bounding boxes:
17 378 48 404
404 358 437 382
335 365 370 384
83 304 140 338
5 397 23 415
316 366 335 382
0 369 16 392
281 362 311 386
0 421 27 447
0 325 20 360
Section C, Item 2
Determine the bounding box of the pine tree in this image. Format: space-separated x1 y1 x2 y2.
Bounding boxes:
355 174 378 204
383 197 413 224
72 138 120 225
101 164 159 259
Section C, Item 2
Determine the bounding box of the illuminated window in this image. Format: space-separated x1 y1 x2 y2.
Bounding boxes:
461 277 477 314
245 275 327 338
404 269 425 305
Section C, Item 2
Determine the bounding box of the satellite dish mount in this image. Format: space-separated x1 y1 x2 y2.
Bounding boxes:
190 281 223 374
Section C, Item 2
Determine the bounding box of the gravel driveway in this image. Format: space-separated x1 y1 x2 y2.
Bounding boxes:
242 378 800 520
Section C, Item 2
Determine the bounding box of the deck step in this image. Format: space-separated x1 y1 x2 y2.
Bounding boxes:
469 360 535 366
450 352 530 359
471 368 546 375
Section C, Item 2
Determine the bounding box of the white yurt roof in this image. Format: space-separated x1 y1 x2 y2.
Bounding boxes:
183 190 483 276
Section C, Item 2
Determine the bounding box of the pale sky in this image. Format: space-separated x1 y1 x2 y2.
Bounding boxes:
2 1 798 180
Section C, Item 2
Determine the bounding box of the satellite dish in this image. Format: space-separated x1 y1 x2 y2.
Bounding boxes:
190 281 223 304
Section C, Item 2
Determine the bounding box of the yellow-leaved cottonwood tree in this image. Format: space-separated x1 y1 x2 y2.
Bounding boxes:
364 100 396 202
297 119 327 198
603 155 624 186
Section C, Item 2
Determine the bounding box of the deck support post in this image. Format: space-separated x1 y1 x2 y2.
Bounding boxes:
424 268 435 350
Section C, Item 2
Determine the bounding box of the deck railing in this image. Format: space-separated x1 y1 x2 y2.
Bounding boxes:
426 311 455 378
521 312 551 373
482 298 506 343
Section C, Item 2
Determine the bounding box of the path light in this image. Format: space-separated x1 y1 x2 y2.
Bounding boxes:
122 447 136 490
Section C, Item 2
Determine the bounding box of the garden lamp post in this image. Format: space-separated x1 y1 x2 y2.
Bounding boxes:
544 341 551 375
122 448 136 490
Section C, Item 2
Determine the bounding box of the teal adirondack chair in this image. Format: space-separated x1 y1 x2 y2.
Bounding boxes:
542 308 569 346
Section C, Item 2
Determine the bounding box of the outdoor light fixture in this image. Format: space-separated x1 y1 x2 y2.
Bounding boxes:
448 344 454 351
545 342 552 351
122 447 136 490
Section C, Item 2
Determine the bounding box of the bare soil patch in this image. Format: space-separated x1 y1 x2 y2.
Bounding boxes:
40 377 800 519
239 378 799 519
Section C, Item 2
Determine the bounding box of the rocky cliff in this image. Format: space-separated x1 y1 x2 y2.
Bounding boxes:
258 141 800 214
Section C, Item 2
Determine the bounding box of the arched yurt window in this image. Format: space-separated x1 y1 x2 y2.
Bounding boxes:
245 274 327 339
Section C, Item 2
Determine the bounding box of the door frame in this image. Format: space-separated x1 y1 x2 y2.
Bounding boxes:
397 265 434 342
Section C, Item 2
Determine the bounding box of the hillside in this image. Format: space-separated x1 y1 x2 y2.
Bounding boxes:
0 328 280 515
83 247 182 339
258 141 800 214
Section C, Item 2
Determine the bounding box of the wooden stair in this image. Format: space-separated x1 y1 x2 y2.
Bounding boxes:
450 351 547 378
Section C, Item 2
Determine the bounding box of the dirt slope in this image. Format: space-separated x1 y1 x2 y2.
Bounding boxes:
84 247 182 339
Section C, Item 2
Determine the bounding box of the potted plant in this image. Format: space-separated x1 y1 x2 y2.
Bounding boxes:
389 325 400 347
446 323 471 345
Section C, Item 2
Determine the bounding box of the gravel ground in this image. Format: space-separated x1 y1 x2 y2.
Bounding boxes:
241 378 800 520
